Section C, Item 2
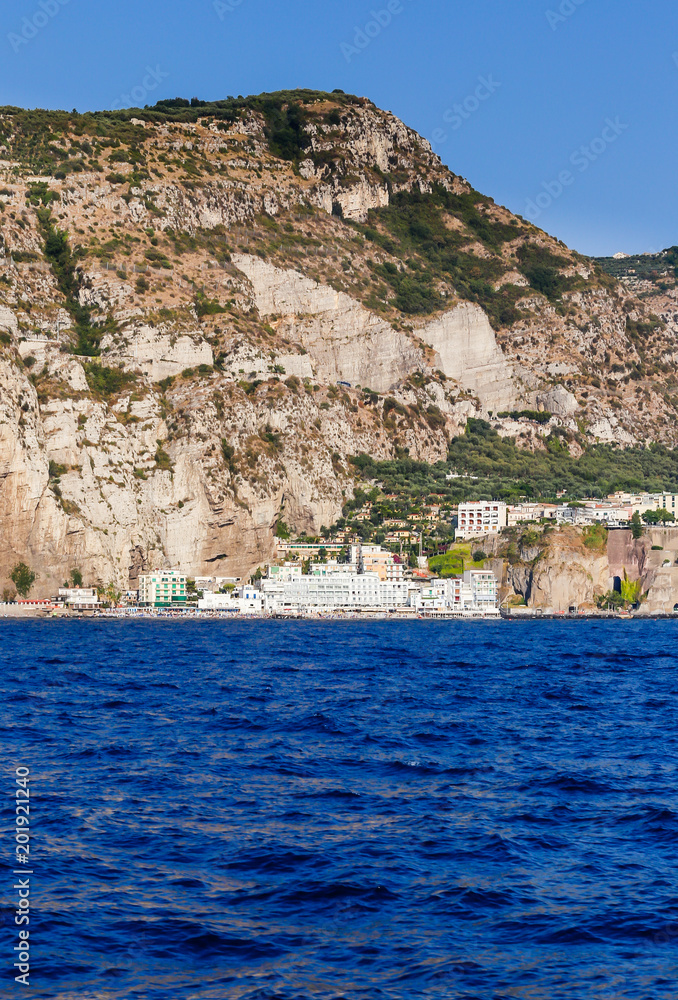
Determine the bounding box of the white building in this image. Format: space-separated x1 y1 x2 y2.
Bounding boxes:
260 571 409 613
555 506 596 526
456 502 507 540
507 503 559 526
198 586 263 614
608 493 678 519
413 571 499 615
658 494 678 518
58 587 100 609
465 570 499 612
583 503 631 524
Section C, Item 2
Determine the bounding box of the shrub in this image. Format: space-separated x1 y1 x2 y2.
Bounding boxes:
472 550 488 562
155 443 173 471
221 439 235 469
49 460 67 479
84 364 136 400
583 524 607 551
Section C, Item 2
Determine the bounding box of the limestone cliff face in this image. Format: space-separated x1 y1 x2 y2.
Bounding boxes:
0 331 457 596
233 254 427 392
505 528 610 612
232 255 532 407
633 528 678 613
417 304 529 410
499 526 678 612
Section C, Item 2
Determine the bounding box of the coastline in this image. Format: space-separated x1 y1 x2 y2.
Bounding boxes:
2 607 675 622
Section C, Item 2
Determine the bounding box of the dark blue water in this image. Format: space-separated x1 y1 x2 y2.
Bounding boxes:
2 620 678 999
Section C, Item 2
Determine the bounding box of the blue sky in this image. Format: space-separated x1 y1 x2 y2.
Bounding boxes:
1 0 676 256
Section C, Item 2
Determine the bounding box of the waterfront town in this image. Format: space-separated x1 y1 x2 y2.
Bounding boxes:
3 490 678 619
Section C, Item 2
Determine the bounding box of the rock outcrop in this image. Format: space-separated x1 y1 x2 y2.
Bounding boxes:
233 254 425 391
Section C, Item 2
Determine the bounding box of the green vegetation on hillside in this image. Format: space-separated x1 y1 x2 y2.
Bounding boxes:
33 206 115 356
351 419 678 503
83 364 137 400
429 544 487 577
0 90 364 175
354 186 586 326
595 247 678 285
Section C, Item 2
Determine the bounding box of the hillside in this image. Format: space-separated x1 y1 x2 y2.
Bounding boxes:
1 89 678 593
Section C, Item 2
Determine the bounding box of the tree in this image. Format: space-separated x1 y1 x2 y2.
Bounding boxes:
10 563 36 598
70 568 83 587
631 512 643 539
99 582 121 608
2 586 16 603
596 590 625 610
620 569 642 606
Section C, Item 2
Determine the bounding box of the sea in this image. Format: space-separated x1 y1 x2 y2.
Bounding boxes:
2 618 678 1000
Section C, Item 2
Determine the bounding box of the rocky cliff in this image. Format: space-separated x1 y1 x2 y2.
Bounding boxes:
487 525 678 613
1 90 677 593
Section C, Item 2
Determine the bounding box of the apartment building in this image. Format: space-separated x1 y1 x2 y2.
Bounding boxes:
349 544 404 581
456 502 507 539
260 572 409 612
413 571 499 614
138 571 187 607
507 503 559 526
57 587 100 609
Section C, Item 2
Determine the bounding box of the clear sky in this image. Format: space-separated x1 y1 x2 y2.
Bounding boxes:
1 0 676 256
